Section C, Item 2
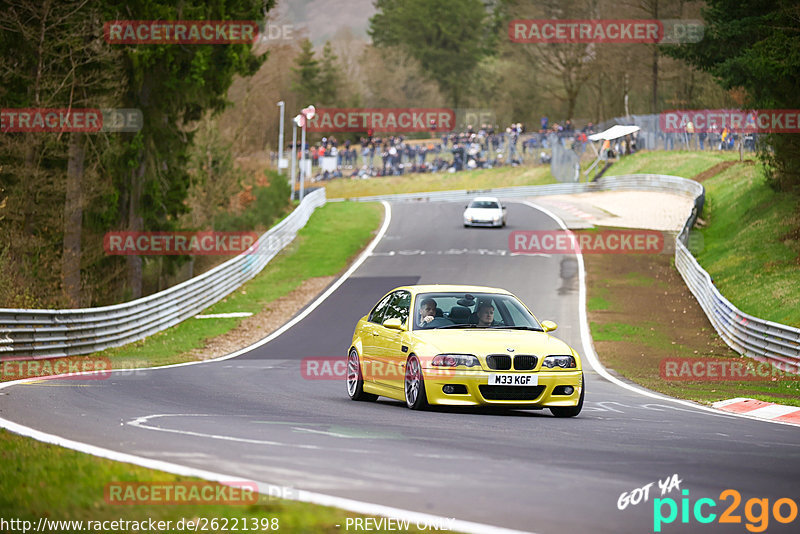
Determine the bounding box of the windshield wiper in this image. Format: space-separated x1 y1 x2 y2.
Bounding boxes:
435 323 479 329
489 325 544 331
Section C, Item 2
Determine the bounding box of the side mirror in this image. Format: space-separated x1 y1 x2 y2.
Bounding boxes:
541 320 557 332
383 317 405 330
502 205 507 210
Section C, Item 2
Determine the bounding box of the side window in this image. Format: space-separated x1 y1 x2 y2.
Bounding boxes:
369 292 394 324
498 298 534 327
383 291 410 324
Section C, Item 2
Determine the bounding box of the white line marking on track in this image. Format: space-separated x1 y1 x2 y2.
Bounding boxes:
0 201 540 533
594 402 629 413
195 312 253 318
127 414 375 454
0 202 540 532
0 414 535 534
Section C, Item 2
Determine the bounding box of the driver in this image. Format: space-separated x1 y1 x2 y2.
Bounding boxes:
418 298 438 325
476 302 497 327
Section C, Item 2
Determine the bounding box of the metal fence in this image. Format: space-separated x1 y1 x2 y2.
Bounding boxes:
333 173 703 203
596 113 759 153
675 235 800 372
0 189 327 359
340 174 800 371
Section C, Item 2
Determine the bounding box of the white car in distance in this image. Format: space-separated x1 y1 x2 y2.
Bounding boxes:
463 196 507 228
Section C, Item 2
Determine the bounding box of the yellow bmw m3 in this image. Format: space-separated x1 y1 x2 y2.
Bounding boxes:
347 284 584 417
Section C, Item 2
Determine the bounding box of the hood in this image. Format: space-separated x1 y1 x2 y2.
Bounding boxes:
464 207 501 219
412 329 574 358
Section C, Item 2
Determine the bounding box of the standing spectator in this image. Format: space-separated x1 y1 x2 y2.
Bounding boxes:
685 120 695 149
664 131 675 150
361 142 370 168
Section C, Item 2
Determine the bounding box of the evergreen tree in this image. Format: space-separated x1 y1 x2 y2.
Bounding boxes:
318 41 343 106
291 39 322 105
665 0 800 191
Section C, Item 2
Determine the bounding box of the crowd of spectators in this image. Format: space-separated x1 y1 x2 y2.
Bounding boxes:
273 113 752 183
662 122 756 152
293 122 541 182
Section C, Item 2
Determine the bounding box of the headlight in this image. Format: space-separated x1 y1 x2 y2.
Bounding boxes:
432 354 480 367
542 355 576 369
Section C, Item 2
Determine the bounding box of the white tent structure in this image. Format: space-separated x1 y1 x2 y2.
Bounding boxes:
587 124 641 142
584 124 641 180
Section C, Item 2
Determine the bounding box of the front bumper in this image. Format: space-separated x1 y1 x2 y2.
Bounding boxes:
464 219 502 227
421 368 583 407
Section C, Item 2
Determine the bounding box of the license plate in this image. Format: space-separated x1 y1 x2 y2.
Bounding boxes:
488 374 538 386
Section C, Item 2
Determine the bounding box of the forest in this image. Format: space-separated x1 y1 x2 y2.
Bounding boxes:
1 0 797 309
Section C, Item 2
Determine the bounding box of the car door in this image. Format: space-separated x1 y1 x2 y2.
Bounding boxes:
361 291 394 383
373 290 411 389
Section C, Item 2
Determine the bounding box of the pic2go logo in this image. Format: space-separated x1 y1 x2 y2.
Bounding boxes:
653 489 799 532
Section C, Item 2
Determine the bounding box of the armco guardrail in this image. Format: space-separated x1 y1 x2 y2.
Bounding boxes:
339 174 800 370
675 238 800 372
0 188 326 359
332 174 703 203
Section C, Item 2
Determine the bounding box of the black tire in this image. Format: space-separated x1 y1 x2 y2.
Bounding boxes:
347 348 378 401
550 374 584 418
404 355 429 410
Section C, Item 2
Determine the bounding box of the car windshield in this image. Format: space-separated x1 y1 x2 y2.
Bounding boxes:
413 292 542 330
468 200 499 209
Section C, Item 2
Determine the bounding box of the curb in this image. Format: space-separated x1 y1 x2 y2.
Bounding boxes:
712 398 800 425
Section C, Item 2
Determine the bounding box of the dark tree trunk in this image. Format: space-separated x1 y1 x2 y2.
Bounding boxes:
126 156 145 299
651 0 659 113
652 47 659 113
62 131 84 307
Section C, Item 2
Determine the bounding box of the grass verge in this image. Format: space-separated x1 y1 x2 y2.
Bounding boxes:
0 429 432 533
693 163 800 327
591 151 799 406
585 249 800 407
604 149 744 178
323 163 553 199
1 200 428 533
1 201 384 379
584 152 800 406
96 201 383 369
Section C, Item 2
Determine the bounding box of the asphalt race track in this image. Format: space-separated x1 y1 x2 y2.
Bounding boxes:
2 201 799 534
